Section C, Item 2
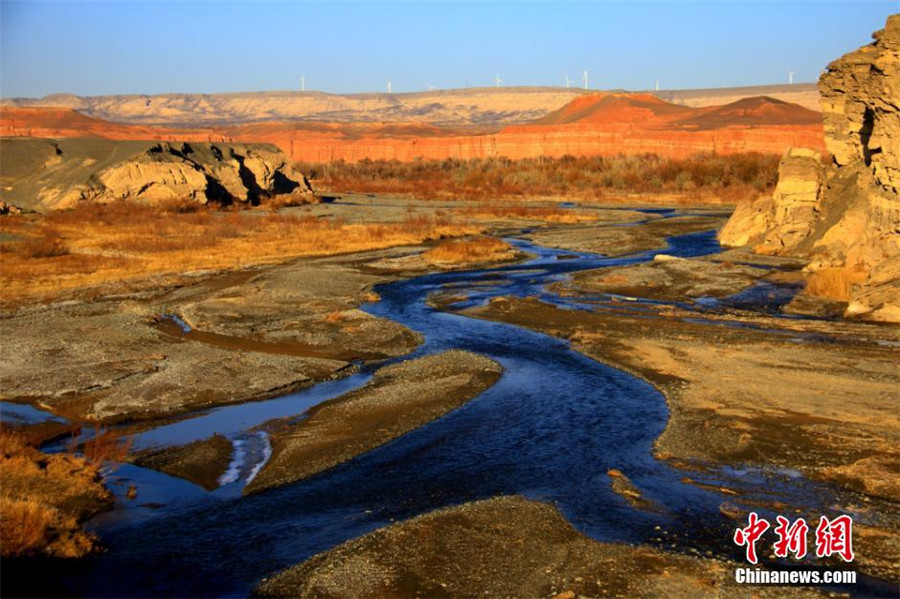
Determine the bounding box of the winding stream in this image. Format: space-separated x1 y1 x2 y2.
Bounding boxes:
21 225 886 597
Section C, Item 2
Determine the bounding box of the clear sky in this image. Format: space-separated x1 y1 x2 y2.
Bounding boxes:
1 1 896 97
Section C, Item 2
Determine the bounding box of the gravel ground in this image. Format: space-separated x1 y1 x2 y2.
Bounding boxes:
254 496 827 599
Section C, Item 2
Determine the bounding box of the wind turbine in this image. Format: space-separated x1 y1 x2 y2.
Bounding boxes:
788 70 794 85
300 74 305 92
387 78 392 94
655 78 660 92
495 74 503 88
582 70 588 90
564 75 571 88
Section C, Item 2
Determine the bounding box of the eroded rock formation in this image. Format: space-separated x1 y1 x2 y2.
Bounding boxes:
719 148 826 251
720 14 900 322
0 138 315 211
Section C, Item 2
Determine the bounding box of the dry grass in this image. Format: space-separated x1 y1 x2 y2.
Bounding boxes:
454 203 597 224
300 152 780 203
0 201 482 306
0 429 112 558
74 426 133 473
323 310 346 323
17 230 70 258
424 237 516 265
805 266 867 300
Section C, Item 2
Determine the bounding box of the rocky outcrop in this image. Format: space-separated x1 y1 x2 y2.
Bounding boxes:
820 17 900 196
719 148 826 251
720 14 900 322
0 138 315 211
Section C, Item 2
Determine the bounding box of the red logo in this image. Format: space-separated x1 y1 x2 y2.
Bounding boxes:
733 511 770 564
773 516 809 559
815 515 854 562
734 513 854 564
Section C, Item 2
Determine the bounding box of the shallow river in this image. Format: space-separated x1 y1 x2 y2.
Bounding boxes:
24 224 888 598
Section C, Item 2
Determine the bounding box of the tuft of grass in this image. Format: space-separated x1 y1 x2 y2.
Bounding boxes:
424 237 515 265
0 429 112 558
17 231 69 258
805 267 867 300
0 498 61 557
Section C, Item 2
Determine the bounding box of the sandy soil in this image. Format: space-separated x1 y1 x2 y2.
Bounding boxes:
245 350 502 494
254 496 826 599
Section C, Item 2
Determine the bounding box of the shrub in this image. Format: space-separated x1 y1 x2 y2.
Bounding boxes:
73 426 132 473
18 231 69 258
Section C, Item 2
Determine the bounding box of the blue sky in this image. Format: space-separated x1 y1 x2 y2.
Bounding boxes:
1 1 896 97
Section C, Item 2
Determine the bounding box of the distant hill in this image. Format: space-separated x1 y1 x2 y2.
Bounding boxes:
532 93 823 130
535 93 694 126
1 91 826 165
676 96 823 129
0 84 819 127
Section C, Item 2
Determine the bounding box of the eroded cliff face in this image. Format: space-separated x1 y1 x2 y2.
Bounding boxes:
0 139 315 211
720 148 826 252
720 14 900 322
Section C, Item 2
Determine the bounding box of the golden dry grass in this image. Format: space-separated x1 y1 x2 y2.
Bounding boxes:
454 203 598 224
0 201 483 306
0 429 111 558
805 266 867 300
424 237 516 265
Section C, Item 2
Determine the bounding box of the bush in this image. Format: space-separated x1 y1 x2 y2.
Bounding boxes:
18 231 69 258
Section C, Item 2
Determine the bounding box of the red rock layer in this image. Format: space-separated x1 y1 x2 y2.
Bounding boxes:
1 94 826 163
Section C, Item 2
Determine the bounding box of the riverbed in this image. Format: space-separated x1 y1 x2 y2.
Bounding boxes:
4 213 897 598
